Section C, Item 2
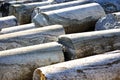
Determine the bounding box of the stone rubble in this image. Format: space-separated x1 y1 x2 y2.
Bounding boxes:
95 12 120 30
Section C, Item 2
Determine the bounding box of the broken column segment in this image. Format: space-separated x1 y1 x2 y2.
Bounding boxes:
33 50 120 80
0 24 65 51
32 3 105 34
9 1 54 24
0 23 35 34
0 42 64 80
95 12 120 31
0 15 18 30
0 0 41 17
58 29 120 60
32 0 92 18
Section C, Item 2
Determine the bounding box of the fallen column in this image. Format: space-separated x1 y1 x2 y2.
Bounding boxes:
91 0 120 13
0 23 35 34
58 29 120 60
32 3 105 34
9 1 54 24
0 0 40 16
0 42 64 80
33 50 120 80
95 12 120 31
0 24 65 51
32 0 92 18
0 15 18 30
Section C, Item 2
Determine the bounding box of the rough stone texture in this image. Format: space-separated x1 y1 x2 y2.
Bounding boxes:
0 42 64 80
0 23 35 34
0 15 18 30
33 50 120 80
9 1 53 24
49 0 73 3
91 0 120 13
2 0 43 2
59 29 120 60
0 0 42 17
95 12 120 31
0 25 65 51
50 0 120 13
0 0 4 17
32 0 92 18
32 3 105 34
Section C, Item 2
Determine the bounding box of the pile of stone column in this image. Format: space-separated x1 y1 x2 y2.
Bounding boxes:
0 0 120 80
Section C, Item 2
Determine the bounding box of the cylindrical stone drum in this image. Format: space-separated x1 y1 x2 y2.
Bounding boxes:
33 50 120 80
0 42 64 80
50 0 120 13
32 3 105 34
59 29 120 60
32 0 92 18
0 0 38 16
9 1 53 24
0 23 35 34
0 24 65 51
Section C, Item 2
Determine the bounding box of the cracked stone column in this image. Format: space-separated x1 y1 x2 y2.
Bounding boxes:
0 42 64 80
0 15 18 30
95 12 120 31
0 24 65 51
32 3 105 34
9 1 53 24
32 0 92 18
33 50 120 80
0 23 35 34
58 29 120 60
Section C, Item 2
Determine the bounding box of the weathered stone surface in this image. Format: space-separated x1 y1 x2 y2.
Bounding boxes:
0 0 41 16
0 42 64 80
0 25 65 51
32 3 105 34
33 50 120 80
9 1 53 24
0 0 4 17
0 15 18 30
2 0 42 2
32 0 92 18
49 0 120 13
91 0 120 13
0 23 35 34
49 0 73 3
59 29 120 60
95 12 120 31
